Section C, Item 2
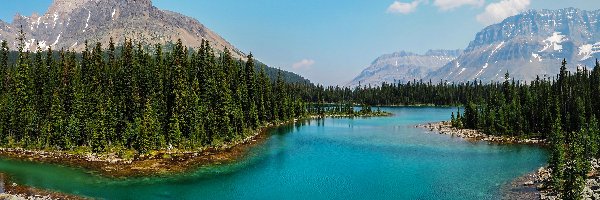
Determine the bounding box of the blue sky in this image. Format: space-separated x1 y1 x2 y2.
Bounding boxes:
0 0 598 85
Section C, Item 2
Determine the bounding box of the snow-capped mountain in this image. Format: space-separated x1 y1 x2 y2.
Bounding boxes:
0 0 244 57
347 50 461 88
426 8 600 83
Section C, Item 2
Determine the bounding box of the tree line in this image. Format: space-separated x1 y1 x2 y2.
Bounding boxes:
452 59 600 199
0 30 308 153
303 58 600 199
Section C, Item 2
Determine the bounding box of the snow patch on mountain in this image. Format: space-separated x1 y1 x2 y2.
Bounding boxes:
52 33 61 47
426 8 600 83
38 40 48 50
490 42 504 57
0 0 245 57
83 10 90 32
540 32 566 52
579 43 600 61
531 53 542 62
53 13 59 27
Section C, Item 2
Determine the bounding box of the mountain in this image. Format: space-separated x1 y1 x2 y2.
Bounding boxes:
0 0 312 84
426 8 600 83
0 0 244 58
347 49 461 88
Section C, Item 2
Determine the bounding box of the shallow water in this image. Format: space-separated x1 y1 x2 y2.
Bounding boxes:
0 107 546 200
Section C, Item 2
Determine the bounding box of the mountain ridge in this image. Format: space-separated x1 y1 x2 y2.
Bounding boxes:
425 7 600 83
0 0 244 58
346 49 461 88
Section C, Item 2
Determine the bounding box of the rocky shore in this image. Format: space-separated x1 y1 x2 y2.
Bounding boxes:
418 121 600 200
0 173 84 200
416 121 545 145
417 121 547 199
0 113 393 179
0 119 293 178
0 113 394 199
502 171 542 200
533 159 600 200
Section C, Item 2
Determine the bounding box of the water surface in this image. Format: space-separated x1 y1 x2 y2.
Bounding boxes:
0 107 547 199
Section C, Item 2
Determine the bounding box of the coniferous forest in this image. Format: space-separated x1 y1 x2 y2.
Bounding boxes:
453 59 600 198
308 58 600 198
0 30 310 154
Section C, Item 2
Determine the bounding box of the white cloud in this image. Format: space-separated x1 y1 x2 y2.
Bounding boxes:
476 0 531 25
292 59 315 70
387 0 422 14
433 0 484 10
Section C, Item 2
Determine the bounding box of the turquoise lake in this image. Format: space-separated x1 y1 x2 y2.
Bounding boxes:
0 107 547 199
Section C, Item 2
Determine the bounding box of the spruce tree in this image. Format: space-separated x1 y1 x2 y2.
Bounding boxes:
135 99 161 154
549 107 566 193
244 53 259 128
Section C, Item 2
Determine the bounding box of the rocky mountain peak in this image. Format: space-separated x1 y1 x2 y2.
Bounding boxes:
48 0 152 14
426 8 600 83
48 0 91 14
0 0 244 58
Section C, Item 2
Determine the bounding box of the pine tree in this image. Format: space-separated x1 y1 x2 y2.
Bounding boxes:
257 66 271 123
135 99 161 154
591 60 600 120
13 26 36 146
244 53 259 128
0 40 7 81
549 107 566 193
464 102 478 129
451 112 456 127
168 39 188 146
275 69 287 120
47 89 65 148
211 47 233 142
564 127 586 200
590 116 600 158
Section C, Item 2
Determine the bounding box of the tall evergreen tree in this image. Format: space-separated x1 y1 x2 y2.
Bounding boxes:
549 108 566 193
244 53 259 128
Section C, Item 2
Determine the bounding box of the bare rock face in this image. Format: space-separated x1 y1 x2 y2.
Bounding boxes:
426 8 600 83
0 0 244 58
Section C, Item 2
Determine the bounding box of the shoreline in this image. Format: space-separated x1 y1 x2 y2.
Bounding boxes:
0 112 393 179
0 113 395 199
416 121 547 200
535 159 600 200
501 170 542 200
0 119 290 178
0 119 305 199
416 121 600 199
416 121 545 145
0 172 85 200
